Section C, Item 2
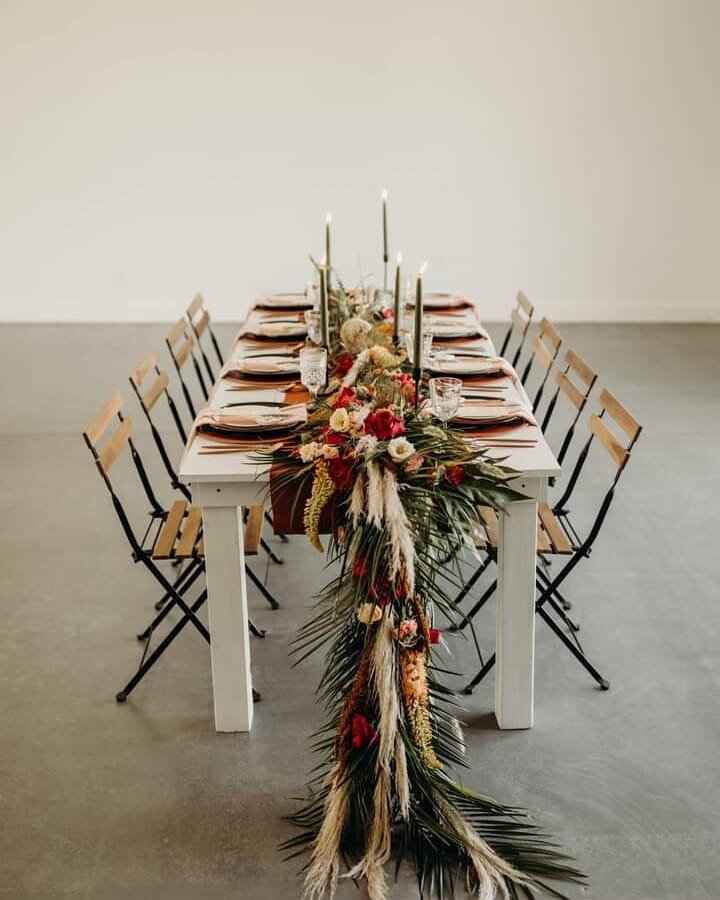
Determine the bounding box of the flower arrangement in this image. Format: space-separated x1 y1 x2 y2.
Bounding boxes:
264 291 583 899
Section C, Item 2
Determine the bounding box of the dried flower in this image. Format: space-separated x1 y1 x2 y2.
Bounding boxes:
350 712 377 749
298 441 323 463
356 433 378 455
398 619 418 640
332 386 355 409
387 437 415 463
340 317 372 354
303 459 335 552
321 444 339 459
404 453 424 474
444 464 465 486
357 602 384 625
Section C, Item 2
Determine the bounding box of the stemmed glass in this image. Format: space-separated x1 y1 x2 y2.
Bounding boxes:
405 329 434 366
304 309 321 345
306 281 319 306
429 376 462 429
299 346 327 399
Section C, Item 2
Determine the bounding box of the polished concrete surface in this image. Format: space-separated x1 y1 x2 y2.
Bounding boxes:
1 322 719 900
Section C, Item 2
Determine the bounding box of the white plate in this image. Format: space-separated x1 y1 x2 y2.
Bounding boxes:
407 293 468 309
238 356 300 376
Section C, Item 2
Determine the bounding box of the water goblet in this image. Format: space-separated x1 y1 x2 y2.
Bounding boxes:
405 329 434 366
299 346 327 399
304 309 322 345
429 376 462 429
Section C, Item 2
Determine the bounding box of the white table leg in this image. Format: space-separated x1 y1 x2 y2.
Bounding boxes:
495 495 538 729
201 505 254 732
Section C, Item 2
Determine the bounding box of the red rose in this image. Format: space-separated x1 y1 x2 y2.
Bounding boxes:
335 354 354 377
325 430 348 446
364 408 406 441
444 464 465 486
429 628 441 645
332 386 355 409
350 713 377 749
328 456 354 490
393 372 417 403
370 574 392 607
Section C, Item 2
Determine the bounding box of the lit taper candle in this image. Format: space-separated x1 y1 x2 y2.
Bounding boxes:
319 256 330 349
413 262 427 402
393 251 402 345
382 188 388 291
325 212 332 291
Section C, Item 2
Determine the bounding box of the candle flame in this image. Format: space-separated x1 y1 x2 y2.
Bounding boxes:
319 254 327 268
419 261 428 277
382 188 388 201
396 251 402 265
325 212 332 225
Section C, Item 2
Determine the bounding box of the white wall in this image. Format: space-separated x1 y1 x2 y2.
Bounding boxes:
1 0 719 323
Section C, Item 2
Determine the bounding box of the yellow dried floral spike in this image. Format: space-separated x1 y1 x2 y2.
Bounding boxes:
303 459 335 553
399 645 443 769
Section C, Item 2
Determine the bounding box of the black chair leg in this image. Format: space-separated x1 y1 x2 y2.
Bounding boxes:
451 578 497 633
264 509 288 543
246 564 280 610
117 591 208 703
463 652 496 694
537 606 609 690
249 618 266 638
260 536 284 565
137 562 205 641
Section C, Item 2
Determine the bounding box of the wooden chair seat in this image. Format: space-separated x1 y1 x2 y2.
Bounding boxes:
151 501 265 560
475 505 576 556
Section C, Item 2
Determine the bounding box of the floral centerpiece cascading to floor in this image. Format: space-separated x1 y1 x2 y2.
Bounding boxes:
265 285 584 900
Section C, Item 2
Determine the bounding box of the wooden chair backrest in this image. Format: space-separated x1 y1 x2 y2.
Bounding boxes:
531 316 563 373
588 388 642 469
555 348 598 412
166 318 195 371
130 351 170 414
83 391 133 474
187 293 210 338
510 290 534 332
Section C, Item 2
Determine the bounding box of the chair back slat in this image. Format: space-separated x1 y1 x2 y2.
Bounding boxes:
532 334 554 372
130 352 159 388
193 308 210 338
186 293 204 320
167 318 187 347
166 318 195 371
539 316 562 353
599 388 641 442
84 391 123 445
510 306 527 330
566 349 596 388
142 372 170 412
97 418 134 472
556 370 585 411
516 290 534 317
589 413 629 468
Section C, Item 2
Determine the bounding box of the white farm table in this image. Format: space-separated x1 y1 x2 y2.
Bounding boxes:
179 305 560 732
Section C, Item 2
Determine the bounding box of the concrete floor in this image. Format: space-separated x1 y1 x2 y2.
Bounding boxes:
1 322 719 900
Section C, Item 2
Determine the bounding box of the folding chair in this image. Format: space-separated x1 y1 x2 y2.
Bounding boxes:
452 347 598 622
498 290 534 368
128 353 284 602
83 392 267 704
186 293 224 384
519 316 563 410
462 388 643 694
165 318 209 420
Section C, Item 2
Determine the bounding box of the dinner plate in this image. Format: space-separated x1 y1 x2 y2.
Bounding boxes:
234 356 300 377
256 294 313 311
245 321 308 341
407 293 469 309
452 404 531 429
427 357 508 377
201 405 302 435
429 322 483 340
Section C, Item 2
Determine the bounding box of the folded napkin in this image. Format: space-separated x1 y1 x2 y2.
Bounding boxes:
407 293 474 310
429 356 516 378
453 400 536 428
255 294 312 310
221 356 299 379
195 403 307 434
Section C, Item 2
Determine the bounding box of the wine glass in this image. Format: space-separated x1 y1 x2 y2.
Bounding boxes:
429 377 462 428
405 329 434 366
306 281 319 306
304 309 321 345
299 346 327 399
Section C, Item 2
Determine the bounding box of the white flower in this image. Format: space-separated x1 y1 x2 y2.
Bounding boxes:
387 437 415 463
340 317 372 353
298 441 322 462
356 434 378 455
321 444 339 459
357 602 383 625
329 407 350 432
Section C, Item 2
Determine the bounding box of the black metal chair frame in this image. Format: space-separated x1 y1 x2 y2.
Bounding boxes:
83 393 265 704
165 318 209 420
186 293 224 385
519 316 563 411
128 355 284 602
460 388 643 694
498 290 534 368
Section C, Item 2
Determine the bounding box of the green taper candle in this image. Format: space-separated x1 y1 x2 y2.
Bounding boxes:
393 252 402 345
382 188 388 291
325 212 332 292
319 262 329 349
413 262 427 393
